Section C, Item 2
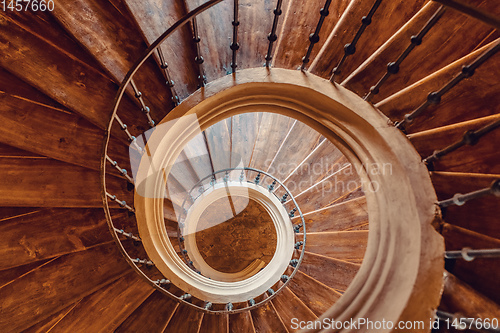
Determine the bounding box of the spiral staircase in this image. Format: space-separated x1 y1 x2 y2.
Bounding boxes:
0 0 499 332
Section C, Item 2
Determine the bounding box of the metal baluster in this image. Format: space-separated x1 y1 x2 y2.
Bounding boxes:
281 193 288 203
106 155 134 184
230 0 240 73
301 0 332 70
330 0 382 81
106 192 135 212
268 179 277 191
437 179 500 208
395 39 500 130
114 228 141 242
267 288 275 296
113 115 143 153
155 278 171 286
290 259 299 267
132 258 154 266
265 0 284 67
254 172 261 185
130 79 155 128
226 302 234 311
294 241 304 249
289 208 296 217
156 47 180 106
280 275 289 282
294 223 303 233
180 293 192 301
248 299 256 306
204 302 212 310
191 18 207 87
445 248 500 261
424 118 500 167
364 6 446 102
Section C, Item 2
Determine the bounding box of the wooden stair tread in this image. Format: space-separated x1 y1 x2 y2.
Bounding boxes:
23 301 80 333
46 272 154 332
343 1 495 102
0 259 52 289
163 303 204 333
114 290 179 333
272 286 317 332
292 196 368 232
250 302 288 333
199 313 229 333
231 113 262 168
305 231 368 260
229 311 255 333
310 0 426 81
377 40 500 133
205 118 232 172
0 243 131 332
432 172 500 237
299 251 360 292
287 270 341 316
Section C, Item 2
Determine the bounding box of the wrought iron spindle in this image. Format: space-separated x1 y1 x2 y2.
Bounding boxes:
281 193 288 203
105 155 134 184
424 118 500 166
364 6 446 102
156 47 180 106
265 0 284 67
113 115 143 153
290 259 299 267
268 179 277 191
204 302 212 310
191 18 207 87
155 278 171 286
226 302 234 311
438 179 500 208
395 39 500 130
267 288 275 295
289 208 297 217
129 79 155 128
445 248 500 261
114 228 141 242
280 275 289 282
106 192 135 213
132 258 154 266
180 293 192 301
254 172 261 185
294 241 304 249
330 0 383 81
301 0 332 70
248 299 256 306
230 0 240 73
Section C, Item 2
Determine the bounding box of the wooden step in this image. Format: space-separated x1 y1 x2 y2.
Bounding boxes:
115 291 179 333
249 113 295 172
0 243 131 332
229 311 255 333
163 303 204 332
205 118 232 172
51 0 173 120
231 113 262 168
23 302 80 333
343 1 495 102
122 0 199 97
182 132 214 181
433 0 500 29
376 40 500 133
299 252 360 292
432 172 500 238
0 157 132 208
199 313 229 333
310 0 427 80
287 270 341 316
273 0 349 70
45 272 153 332
272 286 317 332
0 208 131 270
0 259 51 289
292 196 368 232
250 302 288 333
441 272 500 319
442 223 500 304
410 116 500 174
305 231 368 261
283 139 344 197
0 13 144 131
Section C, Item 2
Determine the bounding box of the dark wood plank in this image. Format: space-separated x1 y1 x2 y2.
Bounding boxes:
48 272 154 332
310 0 426 80
229 311 255 333
123 0 199 97
432 172 500 237
0 259 52 289
51 0 173 121
440 272 500 319
292 196 368 233
273 0 350 70
164 303 204 333
0 208 127 270
299 252 360 292
343 1 495 102
23 302 81 333
0 243 131 332
231 113 262 168
376 40 500 133
272 287 317 332
115 291 179 333
250 302 288 333
249 113 295 172
305 231 368 261
199 313 229 333
0 157 132 208
287 270 341 316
